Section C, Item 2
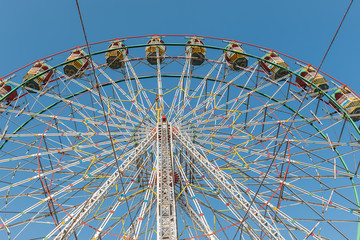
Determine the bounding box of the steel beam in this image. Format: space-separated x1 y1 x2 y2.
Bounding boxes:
156 121 178 239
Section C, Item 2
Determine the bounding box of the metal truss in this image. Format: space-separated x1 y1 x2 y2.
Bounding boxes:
156 121 178 239
173 128 285 240
46 131 156 240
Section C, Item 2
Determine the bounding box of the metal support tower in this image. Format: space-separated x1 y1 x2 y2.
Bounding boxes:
156 118 178 239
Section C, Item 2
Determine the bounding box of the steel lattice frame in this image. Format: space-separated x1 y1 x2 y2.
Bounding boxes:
0 35 360 240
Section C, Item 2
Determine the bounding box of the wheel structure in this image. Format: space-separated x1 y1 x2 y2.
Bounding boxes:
0 35 360 240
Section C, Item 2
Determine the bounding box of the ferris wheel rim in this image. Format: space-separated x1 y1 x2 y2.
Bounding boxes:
1 35 360 239
2 72 358 238
1 34 356 94
2 41 360 142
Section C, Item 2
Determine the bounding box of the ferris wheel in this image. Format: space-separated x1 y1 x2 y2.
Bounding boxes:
0 34 360 240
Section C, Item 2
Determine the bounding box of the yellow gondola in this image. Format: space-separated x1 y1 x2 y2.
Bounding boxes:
185 37 206 65
23 62 53 93
296 66 329 93
145 37 166 65
331 87 360 121
63 49 89 78
105 41 128 69
224 42 248 71
260 52 289 80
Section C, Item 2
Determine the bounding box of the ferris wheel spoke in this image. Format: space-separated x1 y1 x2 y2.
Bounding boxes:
173 64 192 119
124 57 157 118
45 131 155 239
57 68 147 127
235 158 360 219
194 138 351 181
210 68 260 116
177 194 219 240
94 196 148 239
176 68 274 131
175 149 257 239
155 49 165 119
4 112 136 154
91 152 155 239
0 143 143 219
126 153 158 238
122 189 157 239
0 134 135 172
94 61 150 121
174 56 224 124
175 142 271 239
196 198 258 239
2 203 81 230
265 118 347 164
168 58 191 119
174 130 286 239
216 66 258 118
22 77 92 124
177 128 330 239
285 186 351 240
120 198 157 240
173 155 219 240
1 179 86 231
283 163 360 208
